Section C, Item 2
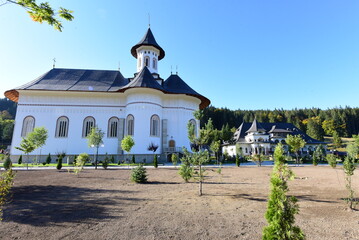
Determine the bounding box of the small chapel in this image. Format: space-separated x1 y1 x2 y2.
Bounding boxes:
5 27 210 162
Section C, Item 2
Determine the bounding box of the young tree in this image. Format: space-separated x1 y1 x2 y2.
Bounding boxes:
87 126 104 170
3 155 12 170
2 0 74 31
45 153 51 164
56 152 65 170
343 143 357 210
153 154 158 168
332 131 342 149
15 137 36 170
182 148 210 196
130 164 147 183
210 140 221 164
235 154 240 167
285 134 306 165
313 144 326 165
17 155 22 165
171 153 178 168
27 127 48 164
263 143 305 239
326 154 337 168
121 135 135 165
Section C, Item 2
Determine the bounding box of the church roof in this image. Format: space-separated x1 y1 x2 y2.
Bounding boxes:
163 74 210 109
246 119 266 133
268 125 292 133
4 67 211 109
119 67 165 92
131 28 165 60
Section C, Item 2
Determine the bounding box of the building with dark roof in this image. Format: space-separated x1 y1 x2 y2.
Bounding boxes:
223 119 326 157
5 27 210 162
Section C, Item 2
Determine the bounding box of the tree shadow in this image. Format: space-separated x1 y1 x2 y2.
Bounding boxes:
3 185 144 226
146 181 181 185
295 195 338 203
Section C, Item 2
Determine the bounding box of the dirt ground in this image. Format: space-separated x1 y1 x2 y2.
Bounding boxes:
0 165 359 240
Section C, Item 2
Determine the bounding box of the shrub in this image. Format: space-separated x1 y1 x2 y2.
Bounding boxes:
0 169 16 220
46 153 52 164
17 155 22 165
312 154 318 166
153 154 158 168
326 154 337 168
235 154 240 167
77 153 89 166
132 155 135 164
102 154 109 170
171 153 178 167
56 158 62 170
130 165 147 183
110 155 115 163
3 156 12 170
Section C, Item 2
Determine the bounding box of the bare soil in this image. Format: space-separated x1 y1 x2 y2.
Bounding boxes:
1 166 359 240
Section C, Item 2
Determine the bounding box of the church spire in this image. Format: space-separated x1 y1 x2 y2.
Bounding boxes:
131 28 165 74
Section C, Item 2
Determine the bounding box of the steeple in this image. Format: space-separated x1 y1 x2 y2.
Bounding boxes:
246 118 266 133
131 28 165 74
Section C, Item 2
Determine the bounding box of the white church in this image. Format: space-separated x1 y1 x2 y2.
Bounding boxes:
5 27 210 162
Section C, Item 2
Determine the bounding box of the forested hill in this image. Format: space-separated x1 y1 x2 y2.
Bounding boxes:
202 106 359 140
0 98 17 119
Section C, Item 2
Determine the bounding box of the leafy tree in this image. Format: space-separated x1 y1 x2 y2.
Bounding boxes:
263 143 305 239
346 143 358 161
121 135 135 153
27 126 48 164
171 153 178 168
87 126 104 170
130 164 147 183
285 134 306 165
0 168 15 221
15 137 36 170
2 0 74 31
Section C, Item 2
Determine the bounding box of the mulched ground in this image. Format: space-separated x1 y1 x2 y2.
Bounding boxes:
0 166 358 240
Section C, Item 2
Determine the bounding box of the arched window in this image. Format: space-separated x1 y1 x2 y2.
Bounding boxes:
145 56 149 67
189 119 197 136
108 117 119 138
82 116 95 137
153 58 157 69
150 115 160 137
126 114 134 136
21 116 35 137
55 116 69 138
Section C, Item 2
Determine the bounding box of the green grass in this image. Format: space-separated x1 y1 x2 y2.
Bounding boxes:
324 136 354 152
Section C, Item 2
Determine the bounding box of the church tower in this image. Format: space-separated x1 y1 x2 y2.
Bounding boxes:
131 27 165 74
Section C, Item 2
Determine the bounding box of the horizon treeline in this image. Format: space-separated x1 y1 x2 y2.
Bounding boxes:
201 105 359 141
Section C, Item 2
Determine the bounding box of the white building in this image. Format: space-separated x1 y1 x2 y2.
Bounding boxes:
5 27 210 162
222 119 326 157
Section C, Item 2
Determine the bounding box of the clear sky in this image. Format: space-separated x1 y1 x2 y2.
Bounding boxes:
0 0 358 110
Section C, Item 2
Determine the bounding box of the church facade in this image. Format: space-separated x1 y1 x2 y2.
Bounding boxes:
5 28 210 162
222 119 326 157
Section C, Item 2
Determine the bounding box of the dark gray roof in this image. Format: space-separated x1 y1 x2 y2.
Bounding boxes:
233 122 326 144
120 67 165 92
163 74 210 109
131 28 165 60
246 119 266 133
268 125 292 133
5 68 211 109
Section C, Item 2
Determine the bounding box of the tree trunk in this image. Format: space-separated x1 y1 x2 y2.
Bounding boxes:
95 147 99 170
199 165 203 196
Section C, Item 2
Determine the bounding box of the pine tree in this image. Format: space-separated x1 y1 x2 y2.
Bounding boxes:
17 155 22 165
263 143 305 240
3 155 12 170
130 164 147 183
153 154 158 168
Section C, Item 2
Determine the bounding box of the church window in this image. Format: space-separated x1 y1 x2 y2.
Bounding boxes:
82 116 95 137
55 116 69 138
145 57 149 67
108 117 119 138
21 116 35 137
126 114 134 136
153 58 157 69
150 115 160 137
189 119 197 136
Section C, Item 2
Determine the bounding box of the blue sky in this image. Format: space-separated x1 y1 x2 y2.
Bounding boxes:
0 0 358 110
